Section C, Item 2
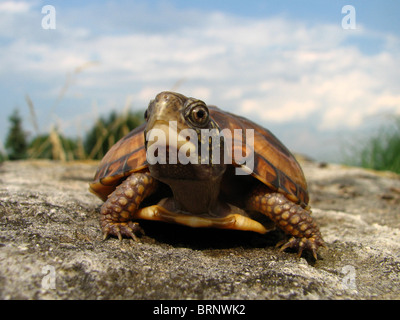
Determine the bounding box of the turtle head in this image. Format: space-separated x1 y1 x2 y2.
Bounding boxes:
143 91 225 176
144 91 214 137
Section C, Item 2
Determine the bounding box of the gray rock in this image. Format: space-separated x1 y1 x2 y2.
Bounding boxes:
0 159 399 299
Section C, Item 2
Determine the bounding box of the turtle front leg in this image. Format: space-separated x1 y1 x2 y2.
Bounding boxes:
100 172 158 241
246 185 325 259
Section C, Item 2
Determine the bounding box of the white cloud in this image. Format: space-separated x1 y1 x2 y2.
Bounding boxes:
0 1 31 13
242 98 317 123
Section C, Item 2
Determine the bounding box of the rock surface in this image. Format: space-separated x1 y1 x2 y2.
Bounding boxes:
0 159 399 300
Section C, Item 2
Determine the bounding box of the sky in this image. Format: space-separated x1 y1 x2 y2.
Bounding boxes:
1 0 399 162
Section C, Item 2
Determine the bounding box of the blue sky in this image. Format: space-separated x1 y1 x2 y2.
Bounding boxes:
1 0 399 162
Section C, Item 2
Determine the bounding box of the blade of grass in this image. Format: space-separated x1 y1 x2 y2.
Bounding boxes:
25 94 40 135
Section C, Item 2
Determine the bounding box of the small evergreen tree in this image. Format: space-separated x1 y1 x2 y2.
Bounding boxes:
5 109 28 160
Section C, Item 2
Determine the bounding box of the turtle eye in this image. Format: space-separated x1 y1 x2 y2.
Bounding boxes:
190 105 209 127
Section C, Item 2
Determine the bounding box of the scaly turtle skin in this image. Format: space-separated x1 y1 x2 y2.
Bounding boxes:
90 91 324 258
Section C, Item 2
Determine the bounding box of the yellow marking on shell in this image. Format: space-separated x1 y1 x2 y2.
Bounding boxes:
101 176 115 186
277 188 286 196
134 206 158 220
133 205 268 234
287 194 297 202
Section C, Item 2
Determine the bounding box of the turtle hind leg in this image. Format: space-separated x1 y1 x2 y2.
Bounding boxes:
246 186 325 259
100 172 158 241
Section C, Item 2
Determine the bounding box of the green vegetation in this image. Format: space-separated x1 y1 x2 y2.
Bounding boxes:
5 109 28 160
28 129 82 161
344 117 400 174
2 108 144 162
84 110 144 160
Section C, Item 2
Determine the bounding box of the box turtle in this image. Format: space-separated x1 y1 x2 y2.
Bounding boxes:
90 91 324 258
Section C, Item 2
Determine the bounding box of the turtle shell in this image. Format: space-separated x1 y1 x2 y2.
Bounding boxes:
89 107 309 206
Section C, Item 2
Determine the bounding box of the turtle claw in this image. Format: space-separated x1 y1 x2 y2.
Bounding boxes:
118 232 123 242
101 221 144 242
123 222 145 242
278 236 324 260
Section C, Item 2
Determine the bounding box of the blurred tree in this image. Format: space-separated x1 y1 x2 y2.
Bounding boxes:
28 128 79 161
5 109 28 160
84 110 144 160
